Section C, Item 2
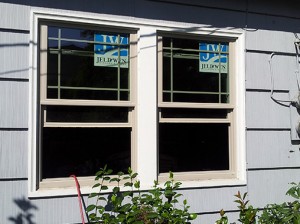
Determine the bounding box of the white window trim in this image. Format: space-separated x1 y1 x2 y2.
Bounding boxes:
29 8 246 198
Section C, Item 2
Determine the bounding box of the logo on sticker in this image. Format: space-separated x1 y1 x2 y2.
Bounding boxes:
94 34 129 68
199 43 228 73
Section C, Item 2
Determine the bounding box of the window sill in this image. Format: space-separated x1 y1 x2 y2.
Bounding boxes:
28 177 246 198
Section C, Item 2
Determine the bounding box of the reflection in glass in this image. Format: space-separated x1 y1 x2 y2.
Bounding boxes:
159 123 229 173
42 127 131 178
47 26 130 101
45 106 129 123
162 37 229 103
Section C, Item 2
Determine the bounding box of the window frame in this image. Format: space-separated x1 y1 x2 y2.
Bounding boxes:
36 20 138 190
157 32 238 182
29 10 246 197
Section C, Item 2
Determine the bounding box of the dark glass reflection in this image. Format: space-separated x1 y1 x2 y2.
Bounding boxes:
161 108 229 119
45 106 129 123
42 127 131 178
159 123 229 173
47 26 130 101
162 37 229 103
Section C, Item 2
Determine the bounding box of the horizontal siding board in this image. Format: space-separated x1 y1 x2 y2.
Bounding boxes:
178 186 247 213
246 29 297 53
135 0 246 28
0 32 29 79
149 0 247 12
246 130 300 169
0 180 84 224
247 169 300 207
0 2 30 31
246 14 300 53
248 0 300 20
0 80 28 128
0 0 135 19
247 12 300 33
33 196 85 224
0 130 28 178
246 91 291 129
0 180 29 224
246 52 298 91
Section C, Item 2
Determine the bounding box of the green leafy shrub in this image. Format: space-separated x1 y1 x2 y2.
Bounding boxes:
86 165 197 223
215 183 300 224
259 182 300 224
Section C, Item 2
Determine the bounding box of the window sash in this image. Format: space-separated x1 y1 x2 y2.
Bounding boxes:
157 34 236 180
157 35 235 107
40 23 137 105
38 22 137 187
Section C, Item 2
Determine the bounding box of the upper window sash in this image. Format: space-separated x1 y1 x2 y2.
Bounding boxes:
157 34 236 108
39 23 137 106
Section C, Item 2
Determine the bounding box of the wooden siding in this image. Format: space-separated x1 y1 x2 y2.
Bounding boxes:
247 130 300 169
246 91 290 129
0 80 28 128
246 53 297 91
247 169 300 207
0 32 30 79
179 186 247 213
0 2 30 31
0 130 27 178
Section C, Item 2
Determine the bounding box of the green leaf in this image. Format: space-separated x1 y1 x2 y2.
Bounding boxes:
98 197 107 201
103 176 110 181
147 212 159 219
110 178 119 183
117 171 124 176
92 183 101 188
134 180 140 189
131 173 138 179
101 185 108 190
124 182 133 187
95 170 103 177
106 169 113 175
113 186 120 194
86 204 96 212
88 193 99 198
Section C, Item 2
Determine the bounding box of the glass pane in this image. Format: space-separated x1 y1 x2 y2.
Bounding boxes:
45 106 129 123
162 37 229 103
173 58 219 92
47 52 58 99
42 127 131 178
47 26 130 101
173 93 219 103
159 123 229 173
160 108 229 119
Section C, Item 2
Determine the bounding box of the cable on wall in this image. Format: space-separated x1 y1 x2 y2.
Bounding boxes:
268 52 294 107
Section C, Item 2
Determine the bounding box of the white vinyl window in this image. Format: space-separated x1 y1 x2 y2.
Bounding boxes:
37 21 137 188
157 33 237 181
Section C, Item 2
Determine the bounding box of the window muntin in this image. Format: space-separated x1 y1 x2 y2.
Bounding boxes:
46 26 130 101
158 34 235 180
162 37 229 104
39 22 136 184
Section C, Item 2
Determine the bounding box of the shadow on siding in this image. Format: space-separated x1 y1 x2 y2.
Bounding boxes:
8 196 38 224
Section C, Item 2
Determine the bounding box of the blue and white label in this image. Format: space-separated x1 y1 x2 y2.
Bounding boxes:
94 34 129 68
199 43 228 73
